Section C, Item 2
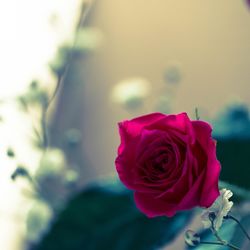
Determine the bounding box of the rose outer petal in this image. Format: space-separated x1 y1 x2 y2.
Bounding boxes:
192 120 221 207
199 139 221 207
116 113 167 189
134 192 176 217
118 113 166 141
144 113 195 144
191 120 212 150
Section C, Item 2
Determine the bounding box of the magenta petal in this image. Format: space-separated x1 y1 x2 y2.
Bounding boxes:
199 140 221 207
192 120 213 149
115 124 139 189
147 113 196 144
192 121 220 206
118 113 165 139
134 192 176 217
176 171 205 210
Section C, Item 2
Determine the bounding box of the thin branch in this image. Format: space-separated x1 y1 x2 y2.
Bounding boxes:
209 214 241 250
200 241 239 249
45 0 94 111
41 105 48 148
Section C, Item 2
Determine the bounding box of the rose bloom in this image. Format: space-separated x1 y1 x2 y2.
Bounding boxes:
115 113 221 217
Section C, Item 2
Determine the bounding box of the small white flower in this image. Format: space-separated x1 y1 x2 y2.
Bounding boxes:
26 200 53 242
201 189 233 231
184 230 200 247
36 148 66 178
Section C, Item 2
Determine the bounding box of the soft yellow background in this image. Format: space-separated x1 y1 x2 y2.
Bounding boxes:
76 0 250 181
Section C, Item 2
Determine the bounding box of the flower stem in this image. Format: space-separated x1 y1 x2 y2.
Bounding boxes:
209 213 241 250
195 107 200 120
41 106 48 148
200 241 240 249
225 214 250 241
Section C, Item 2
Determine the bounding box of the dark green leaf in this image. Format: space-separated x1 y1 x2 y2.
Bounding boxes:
35 182 193 250
216 139 250 190
229 214 250 249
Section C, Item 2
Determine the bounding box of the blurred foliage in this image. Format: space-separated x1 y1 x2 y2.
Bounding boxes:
33 147 79 208
49 45 73 77
217 139 250 190
164 64 182 84
155 96 172 114
111 77 151 110
6 147 15 158
49 28 102 78
26 200 53 243
11 166 31 181
35 181 193 250
213 103 250 190
213 103 250 139
18 80 49 110
63 128 82 148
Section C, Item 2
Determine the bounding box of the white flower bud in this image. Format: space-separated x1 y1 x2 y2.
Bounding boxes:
201 189 233 231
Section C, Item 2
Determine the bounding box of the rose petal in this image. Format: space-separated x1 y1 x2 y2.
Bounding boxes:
119 113 166 138
191 120 220 206
115 124 139 189
176 170 206 210
144 113 196 144
199 140 221 207
134 192 176 217
191 120 212 150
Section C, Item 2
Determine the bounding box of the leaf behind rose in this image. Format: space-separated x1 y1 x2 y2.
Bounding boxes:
229 212 250 250
216 139 250 191
34 180 193 250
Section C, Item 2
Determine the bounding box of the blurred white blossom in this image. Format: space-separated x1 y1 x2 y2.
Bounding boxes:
26 200 53 243
76 27 103 51
201 189 233 231
36 148 66 179
111 77 151 109
65 169 79 185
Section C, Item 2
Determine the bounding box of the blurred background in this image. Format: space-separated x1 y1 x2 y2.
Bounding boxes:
0 0 250 249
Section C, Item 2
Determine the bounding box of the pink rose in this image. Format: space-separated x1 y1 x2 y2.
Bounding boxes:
115 113 221 217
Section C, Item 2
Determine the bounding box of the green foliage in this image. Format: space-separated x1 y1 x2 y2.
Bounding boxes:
216 139 250 190
213 103 250 191
230 214 250 249
35 183 193 250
